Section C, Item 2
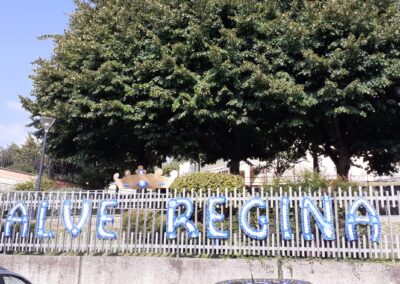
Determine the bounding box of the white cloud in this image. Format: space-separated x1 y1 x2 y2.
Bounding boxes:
6 101 25 112
0 123 30 147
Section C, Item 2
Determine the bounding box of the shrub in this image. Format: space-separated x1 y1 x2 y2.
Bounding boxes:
170 172 245 193
15 176 56 191
286 171 329 191
122 211 166 234
328 177 359 191
265 170 359 193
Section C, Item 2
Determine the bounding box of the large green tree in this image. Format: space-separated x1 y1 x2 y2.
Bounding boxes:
23 0 309 181
236 0 400 178
274 0 400 177
23 0 400 182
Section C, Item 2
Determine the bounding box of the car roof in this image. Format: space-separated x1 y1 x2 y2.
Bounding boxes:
0 266 18 275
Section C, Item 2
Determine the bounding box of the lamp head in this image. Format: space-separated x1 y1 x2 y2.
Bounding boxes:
40 117 55 132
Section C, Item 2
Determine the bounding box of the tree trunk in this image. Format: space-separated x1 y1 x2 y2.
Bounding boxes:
312 151 319 174
323 116 351 179
228 160 240 175
324 145 351 179
197 155 201 172
336 155 351 179
229 130 242 176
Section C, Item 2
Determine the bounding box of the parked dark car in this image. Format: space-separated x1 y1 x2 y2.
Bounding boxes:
0 267 32 284
216 279 311 284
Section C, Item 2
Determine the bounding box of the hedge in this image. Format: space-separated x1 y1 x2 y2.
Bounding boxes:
170 172 245 193
15 176 56 191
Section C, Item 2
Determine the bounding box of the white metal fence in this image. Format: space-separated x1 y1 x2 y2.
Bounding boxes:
1 187 400 260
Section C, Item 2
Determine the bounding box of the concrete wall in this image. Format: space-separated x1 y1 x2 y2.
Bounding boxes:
0 255 399 284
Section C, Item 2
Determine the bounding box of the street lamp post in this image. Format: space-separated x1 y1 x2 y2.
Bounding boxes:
37 117 55 192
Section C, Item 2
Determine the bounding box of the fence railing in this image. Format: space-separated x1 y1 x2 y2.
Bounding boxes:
1 187 400 260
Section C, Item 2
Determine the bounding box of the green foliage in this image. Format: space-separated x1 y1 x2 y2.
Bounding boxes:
161 160 180 176
286 171 330 192
22 0 400 182
22 0 309 185
0 136 84 186
0 136 41 174
170 172 244 193
266 170 358 193
328 177 359 192
13 222 37 236
122 211 166 233
15 176 56 191
276 0 400 177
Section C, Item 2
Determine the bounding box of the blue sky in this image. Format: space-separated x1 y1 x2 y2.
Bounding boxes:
0 1 76 147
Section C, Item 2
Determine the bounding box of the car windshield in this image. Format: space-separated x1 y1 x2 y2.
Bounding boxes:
3 275 29 284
